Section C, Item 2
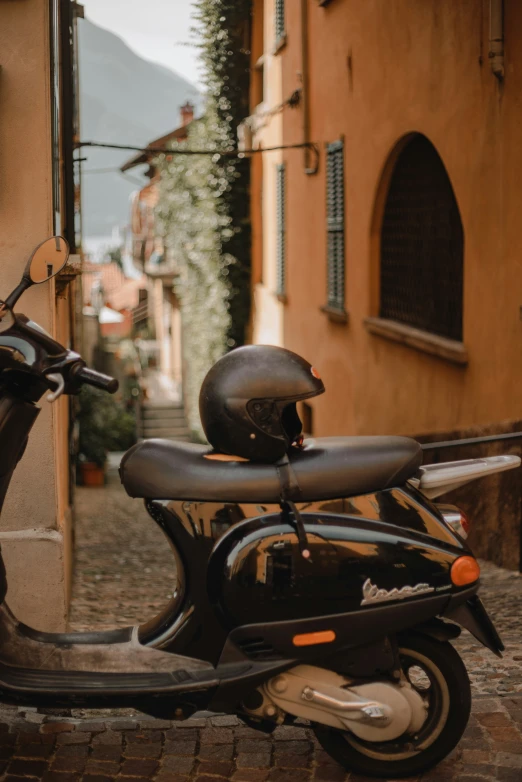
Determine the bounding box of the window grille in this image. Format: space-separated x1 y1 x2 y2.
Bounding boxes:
326 140 345 311
276 163 286 296
275 0 285 42
380 135 464 341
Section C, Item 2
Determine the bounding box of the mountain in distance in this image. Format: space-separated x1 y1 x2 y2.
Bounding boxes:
78 18 200 245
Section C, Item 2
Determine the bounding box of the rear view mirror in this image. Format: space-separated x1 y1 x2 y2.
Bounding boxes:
4 236 71 310
26 237 69 283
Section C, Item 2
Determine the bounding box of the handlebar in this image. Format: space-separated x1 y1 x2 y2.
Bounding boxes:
70 364 119 394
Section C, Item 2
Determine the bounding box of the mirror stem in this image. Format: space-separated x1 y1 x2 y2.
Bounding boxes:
5 278 32 310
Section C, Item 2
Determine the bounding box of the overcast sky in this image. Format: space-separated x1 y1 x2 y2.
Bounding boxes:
83 0 202 87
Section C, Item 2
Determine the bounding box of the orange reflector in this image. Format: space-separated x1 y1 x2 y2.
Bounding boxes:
451 556 480 587
293 630 336 647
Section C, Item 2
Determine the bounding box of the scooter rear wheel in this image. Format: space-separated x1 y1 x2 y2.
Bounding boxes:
312 633 471 779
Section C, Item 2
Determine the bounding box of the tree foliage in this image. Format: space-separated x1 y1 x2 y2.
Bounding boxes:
156 0 251 437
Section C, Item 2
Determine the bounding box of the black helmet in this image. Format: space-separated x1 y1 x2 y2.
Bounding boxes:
199 345 325 463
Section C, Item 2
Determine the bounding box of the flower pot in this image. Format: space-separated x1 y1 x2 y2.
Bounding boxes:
80 462 105 487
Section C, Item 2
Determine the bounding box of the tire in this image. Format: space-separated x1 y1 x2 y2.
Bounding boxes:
312 633 471 779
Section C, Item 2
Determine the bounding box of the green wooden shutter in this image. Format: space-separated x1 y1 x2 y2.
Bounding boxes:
275 0 285 42
326 140 345 311
276 163 286 296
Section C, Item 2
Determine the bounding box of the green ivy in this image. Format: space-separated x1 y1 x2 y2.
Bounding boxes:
156 0 251 437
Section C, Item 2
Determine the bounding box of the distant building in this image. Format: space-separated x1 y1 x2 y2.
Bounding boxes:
248 0 522 569
121 102 195 395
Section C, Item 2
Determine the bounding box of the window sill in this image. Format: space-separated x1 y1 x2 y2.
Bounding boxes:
273 34 287 55
364 317 468 366
321 304 349 324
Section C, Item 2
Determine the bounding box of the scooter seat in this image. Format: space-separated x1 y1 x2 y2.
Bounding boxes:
119 436 422 503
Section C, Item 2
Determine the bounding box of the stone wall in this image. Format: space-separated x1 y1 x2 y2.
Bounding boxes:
418 420 522 572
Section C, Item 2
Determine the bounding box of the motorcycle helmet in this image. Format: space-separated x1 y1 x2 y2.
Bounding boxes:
199 345 325 463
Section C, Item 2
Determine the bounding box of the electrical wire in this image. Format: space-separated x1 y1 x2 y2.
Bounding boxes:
76 140 318 157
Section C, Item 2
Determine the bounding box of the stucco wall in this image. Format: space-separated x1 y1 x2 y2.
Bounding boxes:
254 0 522 440
0 0 70 630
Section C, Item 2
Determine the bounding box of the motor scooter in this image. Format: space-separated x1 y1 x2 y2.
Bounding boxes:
0 236 517 778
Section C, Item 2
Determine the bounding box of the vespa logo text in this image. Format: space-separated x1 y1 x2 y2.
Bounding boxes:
361 578 435 606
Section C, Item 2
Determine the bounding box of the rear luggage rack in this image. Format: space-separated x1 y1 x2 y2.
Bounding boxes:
412 455 521 499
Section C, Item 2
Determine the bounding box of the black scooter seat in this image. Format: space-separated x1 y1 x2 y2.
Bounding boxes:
120 436 422 503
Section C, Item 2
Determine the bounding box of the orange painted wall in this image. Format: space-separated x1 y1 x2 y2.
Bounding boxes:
253 0 522 439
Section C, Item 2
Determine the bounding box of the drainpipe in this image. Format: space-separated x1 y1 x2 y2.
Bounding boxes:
489 0 504 80
300 0 317 174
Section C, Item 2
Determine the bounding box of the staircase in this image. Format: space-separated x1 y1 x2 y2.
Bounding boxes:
139 401 191 442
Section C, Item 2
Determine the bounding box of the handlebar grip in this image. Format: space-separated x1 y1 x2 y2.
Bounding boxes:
72 365 119 394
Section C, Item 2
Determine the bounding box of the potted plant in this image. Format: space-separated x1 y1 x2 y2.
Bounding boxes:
77 385 136 486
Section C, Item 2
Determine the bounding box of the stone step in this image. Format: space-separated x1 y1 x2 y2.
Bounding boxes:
142 402 184 410
142 407 186 420
141 425 191 439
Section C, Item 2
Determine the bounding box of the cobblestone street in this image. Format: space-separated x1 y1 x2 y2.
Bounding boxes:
1 479 521 781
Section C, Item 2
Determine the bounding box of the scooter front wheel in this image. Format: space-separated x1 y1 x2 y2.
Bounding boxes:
312 633 471 779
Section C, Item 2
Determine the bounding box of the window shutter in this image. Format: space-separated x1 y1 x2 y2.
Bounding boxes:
326 140 345 311
275 0 285 42
276 163 286 297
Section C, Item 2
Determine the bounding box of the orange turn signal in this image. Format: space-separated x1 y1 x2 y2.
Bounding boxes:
451 556 480 587
293 630 336 647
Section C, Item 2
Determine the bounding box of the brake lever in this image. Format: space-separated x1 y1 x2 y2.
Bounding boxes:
46 372 65 403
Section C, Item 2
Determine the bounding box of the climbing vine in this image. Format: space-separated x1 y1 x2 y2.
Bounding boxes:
156 0 252 437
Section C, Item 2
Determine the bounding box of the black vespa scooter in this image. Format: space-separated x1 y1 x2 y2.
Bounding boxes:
0 236 517 778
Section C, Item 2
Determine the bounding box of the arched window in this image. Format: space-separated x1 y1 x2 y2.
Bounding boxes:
380 135 464 342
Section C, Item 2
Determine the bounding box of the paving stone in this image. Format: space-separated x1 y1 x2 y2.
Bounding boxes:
198 727 233 744
12 742 54 759
138 718 171 729
75 721 105 733
198 759 235 777
120 757 159 776
495 751 522 767
273 752 309 768
40 723 75 735
231 771 270 782
92 732 123 746
56 732 91 745
268 769 311 782
90 745 122 761
155 774 190 782
165 727 199 742
161 755 196 774
198 743 234 761
476 711 513 727
272 727 309 741
55 744 89 759
50 756 87 773
7 757 50 775
210 715 240 727
312 765 346 781
84 759 121 775
163 739 198 756
497 769 522 782
123 741 162 758
124 729 162 743
236 752 272 768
